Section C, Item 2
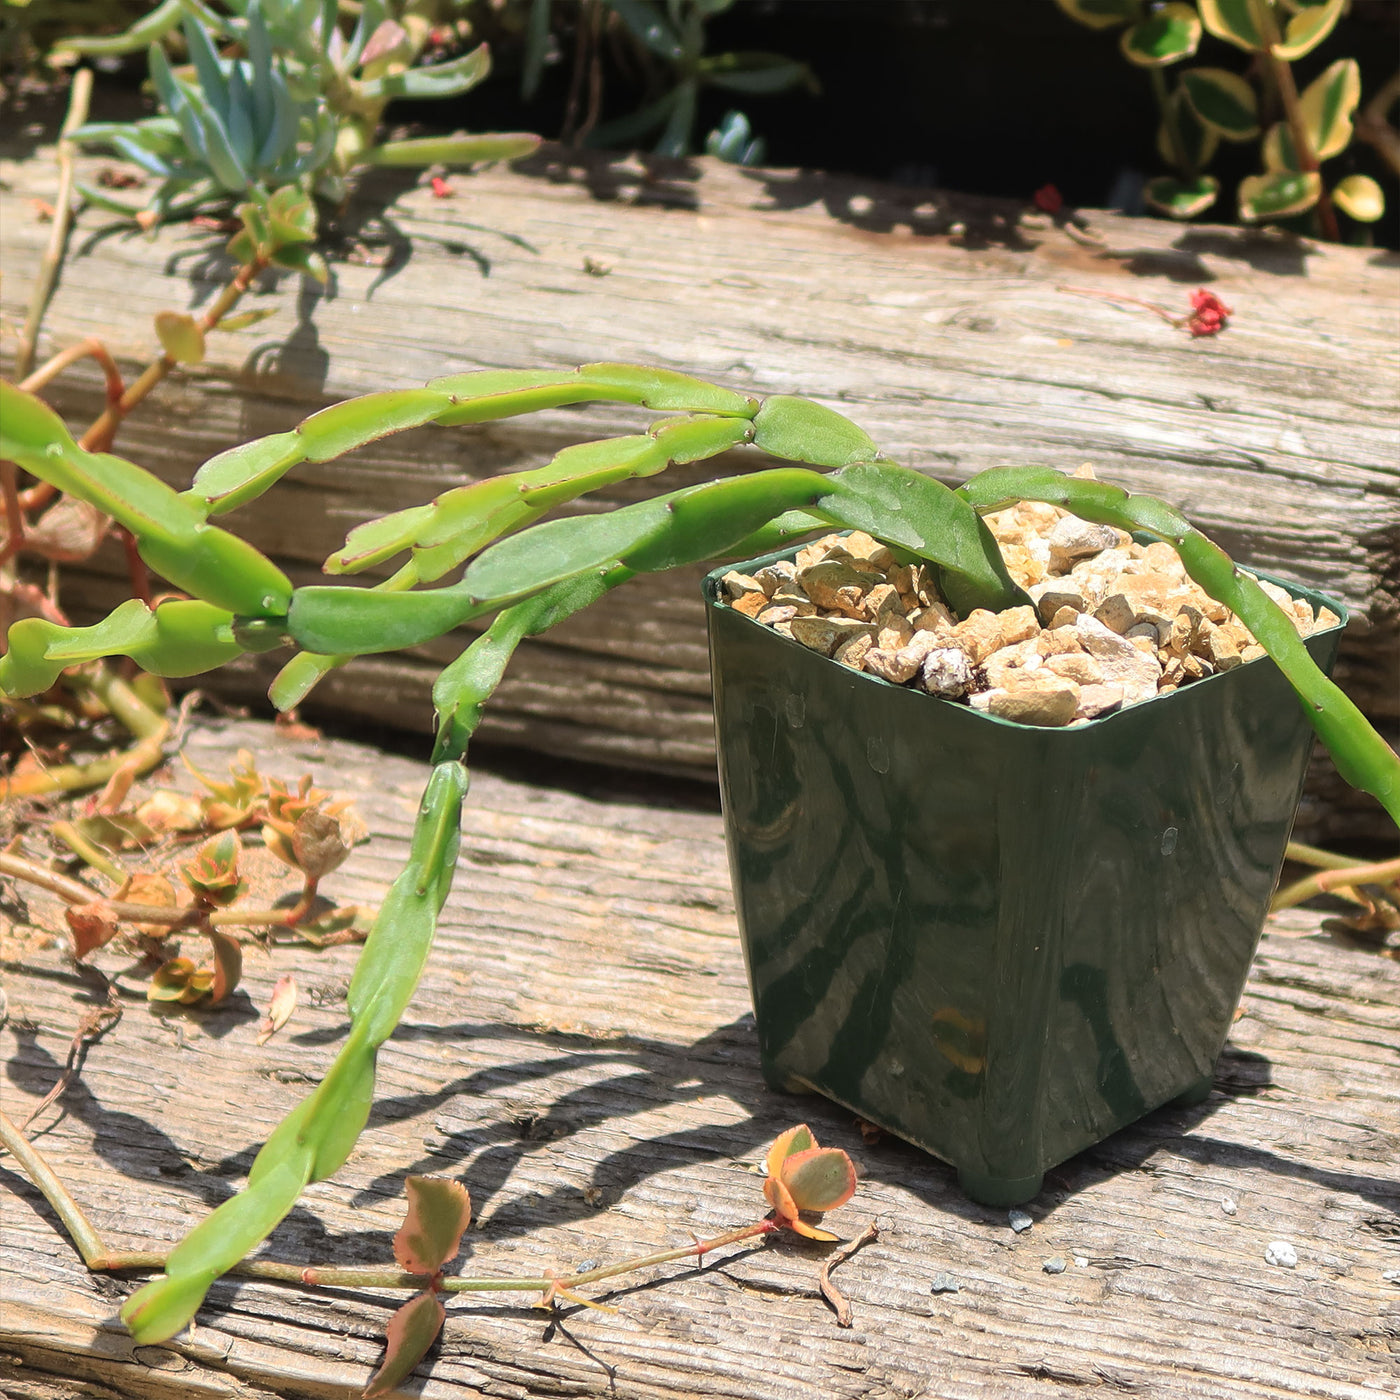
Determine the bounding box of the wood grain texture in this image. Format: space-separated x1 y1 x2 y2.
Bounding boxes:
0 144 1396 843
1 717 1396 1400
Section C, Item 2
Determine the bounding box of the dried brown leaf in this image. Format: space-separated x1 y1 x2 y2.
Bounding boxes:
256 974 297 1044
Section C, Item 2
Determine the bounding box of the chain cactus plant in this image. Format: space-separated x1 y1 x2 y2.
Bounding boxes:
1 366 1397 1343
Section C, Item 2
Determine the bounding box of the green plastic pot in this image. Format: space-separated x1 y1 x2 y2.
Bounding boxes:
704 548 1346 1206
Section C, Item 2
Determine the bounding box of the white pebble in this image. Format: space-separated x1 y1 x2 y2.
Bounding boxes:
1265 1240 1298 1269
1073 1255 1089 1268
1008 1209 1033 1234
1382 1269 1400 1284
929 1272 961 1294
1221 1198 1237 1216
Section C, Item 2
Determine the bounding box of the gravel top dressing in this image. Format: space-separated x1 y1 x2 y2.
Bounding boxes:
719 467 1338 728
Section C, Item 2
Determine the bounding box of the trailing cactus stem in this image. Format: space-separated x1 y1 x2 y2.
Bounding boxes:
958 467 1400 829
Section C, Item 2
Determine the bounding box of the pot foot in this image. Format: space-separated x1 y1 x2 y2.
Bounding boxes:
1169 1074 1215 1108
760 1059 815 1095
956 1167 1044 1207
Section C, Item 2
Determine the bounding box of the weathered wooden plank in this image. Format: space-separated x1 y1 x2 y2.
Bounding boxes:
1 717 1397 1400
1 144 1396 844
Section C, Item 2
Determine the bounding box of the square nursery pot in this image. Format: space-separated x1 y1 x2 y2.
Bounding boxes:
704 549 1346 1206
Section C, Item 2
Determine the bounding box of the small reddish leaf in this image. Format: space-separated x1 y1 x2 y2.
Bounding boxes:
180 829 246 906
207 928 243 1004
147 956 199 1002
763 1172 799 1225
765 1123 815 1181
363 1288 444 1399
785 1217 841 1242
780 1146 858 1213
66 901 121 960
256 974 298 1044
393 1177 472 1276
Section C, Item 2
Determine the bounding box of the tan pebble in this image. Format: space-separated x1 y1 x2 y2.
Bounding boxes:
952 609 1005 664
985 508 1028 548
798 559 884 612
868 545 897 572
795 542 832 570
772 579 811 607
1140 541 1185 575
721 570 764 599
1218 617 1254 650
1169 610 1199 652
1015 500 1064 532
1049 605 1081 631
1128 635 1158 656
1250 576 1293 610
771 620 795 639
865 647 921 685
1037 626 1084 657
971 673 1080 727
753 561 797 596
996 605 1040 648
888 563 916 597
731 591 768 619
1204 624 1241 671
1032 580 1088 624
789 615 877 656
1181 653 1208 680
864 583 904 622
1200 597 1230 624
982 639 1042 689
1241 643 1267 663
1045 652 1102 685
1126 619 1169 647
878 617 915 652
1048 516 1122 574
915 565 943 607
757 604 799 627
1072 463 1098 480
999 541 1048 589
910 600 956 634
1094 594 1136 636
1316 606 1341 630
1290 597 1314 636
837 530 883 561
834 633 876 671
1074 683 1124 720
1073 614 1162 703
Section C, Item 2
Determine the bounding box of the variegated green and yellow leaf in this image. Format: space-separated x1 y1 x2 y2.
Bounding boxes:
1332 173 1385 222
1157 86 1219 171
1272 0 1344 59
1299 58 1361 160
1051 0 1133 30
1120 3 1201 66
1197 0 1265 50
1145 173 1220 218
1238 169 1322 221
1179 67 1259 141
